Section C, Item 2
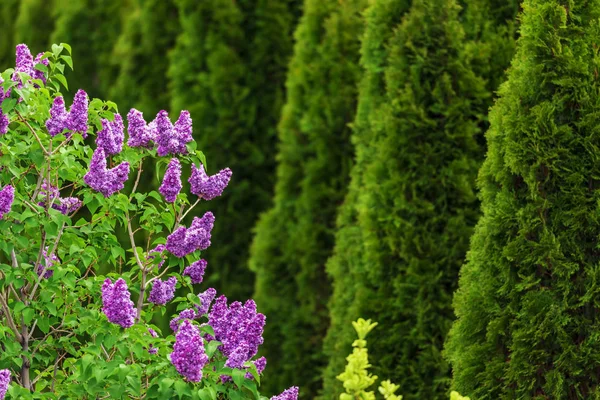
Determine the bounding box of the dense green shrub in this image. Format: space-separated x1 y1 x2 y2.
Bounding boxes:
249 0 367 397
321 0 519 398
14 0 56 55
446 0 600 397
169 0 299 301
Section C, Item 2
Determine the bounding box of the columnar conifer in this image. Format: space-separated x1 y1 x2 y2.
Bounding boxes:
320 0 519 398
446 0 600 397
249 0 367 397
0 0 19 68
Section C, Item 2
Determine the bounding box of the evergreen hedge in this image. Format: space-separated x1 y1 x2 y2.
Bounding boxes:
169 0 299 301
321 0 519 398
248 0 367 397
446 0 600 397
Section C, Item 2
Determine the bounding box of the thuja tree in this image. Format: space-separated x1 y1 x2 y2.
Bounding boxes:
14 0 56 56
0 43 298 400
446 0 600 397
321 0 521 397
50 0 128 102
0 0 18 68
169 0 298 300
248 0 367 397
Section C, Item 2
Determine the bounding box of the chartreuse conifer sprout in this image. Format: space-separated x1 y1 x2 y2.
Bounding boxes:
0 43 296 399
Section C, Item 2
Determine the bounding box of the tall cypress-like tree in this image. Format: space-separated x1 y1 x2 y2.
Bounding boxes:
249 0 367 397
50 0 130 101
0 0 19 68
14 0 56 55
110 0 179 115
320 0 519 398
169 0 299 301
446 0 600 397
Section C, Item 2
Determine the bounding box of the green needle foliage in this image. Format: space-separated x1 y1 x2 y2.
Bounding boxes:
14 0 56 55
169 0 299 301
249 0 367 397
0 0 19 67
321 0 519 398
446 0 600 397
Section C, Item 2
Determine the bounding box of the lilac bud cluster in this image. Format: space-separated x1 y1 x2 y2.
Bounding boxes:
189 164 232 201
148 276 177 305
271 387 299 400
208 296 266 371
45 90 89 137
170 320 209 382
183 259 207 284
101 278 136 328
36 247 59 279
155 110 193 156
159 158 182 203
166 212 214 257
96 114 124 155
83 148 130 197
0 185 14 219
0 369 9 400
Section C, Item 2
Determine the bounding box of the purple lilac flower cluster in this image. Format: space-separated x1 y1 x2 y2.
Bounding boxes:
38 179 81 215
0 185 14 219
83 148 130 197
148 276 177 305
196 287 217 316
189 164 232 201
159 158 182 203
183 259 207 284
170 308 197 332
101 278 136 328
45 90 89 137
155 110 193 156
208 296 266 370
170 320 209 382
0 369 9 400
271 387 299 400
96 114 124 155
36 247 59 279
148 328 159 355
166 212 214 258
127 109 156 148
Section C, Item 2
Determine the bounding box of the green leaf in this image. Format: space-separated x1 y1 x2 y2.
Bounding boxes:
60 55 73 70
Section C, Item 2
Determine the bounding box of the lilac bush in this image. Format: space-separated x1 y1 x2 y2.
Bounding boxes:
0 43 297 399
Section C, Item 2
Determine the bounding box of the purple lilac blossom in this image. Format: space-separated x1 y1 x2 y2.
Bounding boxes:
159 158 182 203
0 185 14 219
96 114 124 155
65 89 89 136
13 44 34 83
208 296 265 368
32 52 49 84
0 112 8 135
148 276 177 305
127 109 156 148
245 356 267 379
147 244 166 269
271 387 299 400
0 369 9 400
183 259 207 285
155 110 193 156
189 164 232 201
37 180 81 214
83 147 130 197
225 342 251 369
166 212 215 258
170 308 197 332
196 287 217 316
46 96 68 137
148 328 159 355
55 197 82 214
36 247 59 279
101 278 136 328
170 320 209 382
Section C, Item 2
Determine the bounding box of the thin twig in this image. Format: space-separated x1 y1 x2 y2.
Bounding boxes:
16 110 48 155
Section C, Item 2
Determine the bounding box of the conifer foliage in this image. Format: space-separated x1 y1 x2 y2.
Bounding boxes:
249 0 367 397
446 0 600 397
0 0 19 68
14 0 56 55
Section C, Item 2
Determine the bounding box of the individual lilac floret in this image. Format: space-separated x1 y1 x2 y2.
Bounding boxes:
84 147 130 197
155 110 193 156
189 164 232 201
170 308 197 332
245 356 267 379
148 276 177 305
196 287 217 316
0 112 8 135
96 114 124 155
170 320 209 382
46 96 68 137
13 44 34 83
0 185 15 219
101 278 136 328
0 369 10 400
66 89 89 136
127 108 156 148
208 296 266 369
37 247 59 279
159 158 182 203
165 212 215 258
271 387 299 400
33 52 49 84
183 259 207 284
